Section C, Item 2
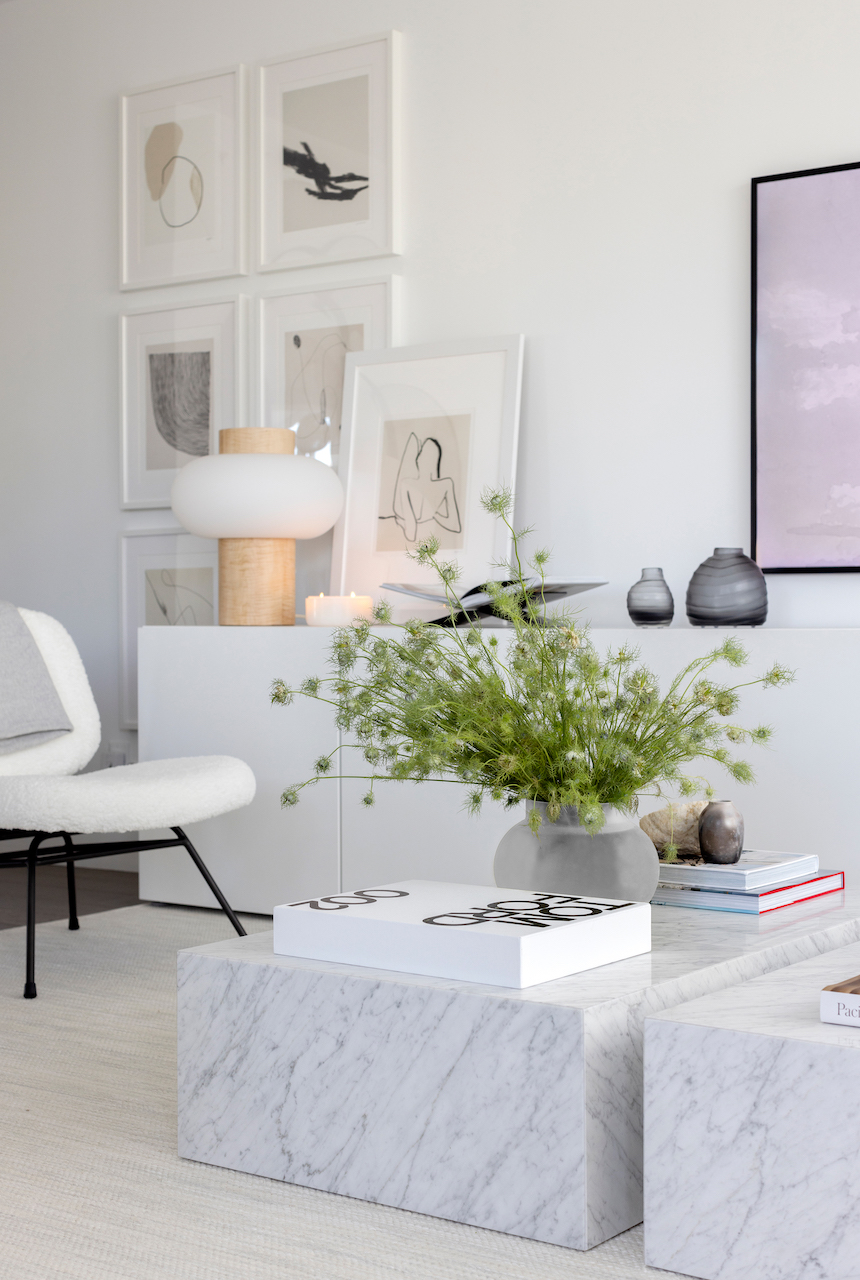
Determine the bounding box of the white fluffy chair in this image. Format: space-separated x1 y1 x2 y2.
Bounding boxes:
0 608 256 998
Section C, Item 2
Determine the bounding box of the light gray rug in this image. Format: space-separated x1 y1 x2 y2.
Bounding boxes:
0 904 676 1280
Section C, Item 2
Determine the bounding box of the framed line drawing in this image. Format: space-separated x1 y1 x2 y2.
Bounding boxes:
259 277 396 467
121 66 246 289
121 296 245 509
331 335 524 620
259 33 400 272
753 160 860 571
120 529 217 728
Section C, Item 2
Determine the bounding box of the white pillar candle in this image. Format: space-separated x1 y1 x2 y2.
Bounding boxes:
305 593 374 626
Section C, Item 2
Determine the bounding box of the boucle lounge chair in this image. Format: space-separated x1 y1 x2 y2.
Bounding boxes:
0 607 255 998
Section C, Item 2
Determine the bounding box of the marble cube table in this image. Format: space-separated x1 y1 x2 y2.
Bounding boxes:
645 937 860 1280
178 891 860 1252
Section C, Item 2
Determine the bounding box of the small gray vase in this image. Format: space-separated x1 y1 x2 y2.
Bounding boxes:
627 568 674 627
494 803 660 902
698 800 744 864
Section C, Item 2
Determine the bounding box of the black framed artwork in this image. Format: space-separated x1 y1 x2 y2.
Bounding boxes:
752 160 860 572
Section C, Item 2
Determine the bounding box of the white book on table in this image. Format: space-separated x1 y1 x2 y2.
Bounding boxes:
657 850 818 891
273 880 651 989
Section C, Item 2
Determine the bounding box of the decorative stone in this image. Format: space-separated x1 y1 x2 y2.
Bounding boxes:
640 801 708 854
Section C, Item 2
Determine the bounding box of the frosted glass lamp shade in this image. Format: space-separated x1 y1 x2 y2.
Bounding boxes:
171 454 344 540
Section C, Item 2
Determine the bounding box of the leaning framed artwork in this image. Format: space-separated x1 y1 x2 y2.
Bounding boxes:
753 160 860 572
121 297 245 509
120 66 246 289
259 277 396 466
120 529 218 728
259 33 400 272
331 335 524 620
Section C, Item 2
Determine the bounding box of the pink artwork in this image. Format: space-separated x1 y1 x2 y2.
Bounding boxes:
754 162 860 570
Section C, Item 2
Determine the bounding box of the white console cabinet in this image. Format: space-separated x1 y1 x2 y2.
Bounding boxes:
139 625 860 915
137 626 520 914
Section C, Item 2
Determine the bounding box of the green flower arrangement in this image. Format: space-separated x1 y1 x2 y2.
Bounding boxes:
271 489 794 858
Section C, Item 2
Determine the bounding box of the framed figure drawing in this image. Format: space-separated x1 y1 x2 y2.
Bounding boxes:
121 67 246 289
331 336 524 620
120 530 217 728
259 33 400 271
121 297 244 508
259 277 396 466
753 160 860 571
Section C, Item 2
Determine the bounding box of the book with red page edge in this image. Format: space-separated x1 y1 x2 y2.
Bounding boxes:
651 870 844 914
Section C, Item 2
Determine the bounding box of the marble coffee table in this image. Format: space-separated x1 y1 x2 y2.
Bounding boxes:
644 937 860 1280
177 890 860 1252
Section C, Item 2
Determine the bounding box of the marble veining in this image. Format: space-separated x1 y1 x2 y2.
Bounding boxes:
178 891 860 1252
645 938 860 1278
179 953 587 1248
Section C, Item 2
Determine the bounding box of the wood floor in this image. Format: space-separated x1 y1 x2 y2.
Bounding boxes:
0 866 139 930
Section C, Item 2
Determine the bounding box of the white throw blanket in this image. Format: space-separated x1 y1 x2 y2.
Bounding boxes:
0 601 72 755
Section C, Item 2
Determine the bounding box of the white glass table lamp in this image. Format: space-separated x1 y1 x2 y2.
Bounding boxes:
171 428 343 625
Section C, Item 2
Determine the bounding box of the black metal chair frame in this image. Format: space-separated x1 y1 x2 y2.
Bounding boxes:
0 826 246 999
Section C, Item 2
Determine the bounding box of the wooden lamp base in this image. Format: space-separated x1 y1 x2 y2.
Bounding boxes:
217 427 297 627
218 538 296 625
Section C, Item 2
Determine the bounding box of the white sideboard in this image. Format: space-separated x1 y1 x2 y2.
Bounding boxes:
137 626 519 914
138 625 860 915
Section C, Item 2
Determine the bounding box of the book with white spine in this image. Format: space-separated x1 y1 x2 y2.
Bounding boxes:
657 849 818 891
652 870 844 914
273 880 651 988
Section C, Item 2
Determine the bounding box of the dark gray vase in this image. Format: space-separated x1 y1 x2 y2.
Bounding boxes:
698 800 744 864
493 803 660 902
627 568 674 627
686 548 767 626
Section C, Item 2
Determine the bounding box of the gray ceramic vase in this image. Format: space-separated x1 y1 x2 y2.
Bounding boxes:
494 803 660 902
698 800 744 864
627 567 674 627
686 547 767 627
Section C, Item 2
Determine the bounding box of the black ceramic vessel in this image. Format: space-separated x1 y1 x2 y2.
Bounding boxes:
627 568 674 627
686 548 767 627
698 801 744 864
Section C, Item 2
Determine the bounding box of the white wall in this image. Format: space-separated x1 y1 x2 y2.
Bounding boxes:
3 0 860 766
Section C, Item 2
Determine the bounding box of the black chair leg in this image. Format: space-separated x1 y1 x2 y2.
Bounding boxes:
24 851 37 999
66 859 79 931
173 827 246 937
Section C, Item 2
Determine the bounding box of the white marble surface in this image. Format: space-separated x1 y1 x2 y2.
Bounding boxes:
178 893 860 1252
644 940 860 1279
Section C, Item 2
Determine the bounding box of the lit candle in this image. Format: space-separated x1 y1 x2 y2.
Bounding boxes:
305 592 374 626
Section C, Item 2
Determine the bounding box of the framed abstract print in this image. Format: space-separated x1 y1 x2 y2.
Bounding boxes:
331 335 524 621
259 33 400 272
121 66 246 289
120 529 217 728
753 160 860 571
121 297 245 509
259 277 396 467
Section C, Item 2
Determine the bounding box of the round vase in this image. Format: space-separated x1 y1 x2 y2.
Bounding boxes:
698 800 744 864
627 567 674 627
493 803 660 902
686 547 767 627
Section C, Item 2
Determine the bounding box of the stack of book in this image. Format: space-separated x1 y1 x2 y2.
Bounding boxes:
651 850 844 914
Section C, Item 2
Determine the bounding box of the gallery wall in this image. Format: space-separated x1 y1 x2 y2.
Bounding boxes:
2 0 860 772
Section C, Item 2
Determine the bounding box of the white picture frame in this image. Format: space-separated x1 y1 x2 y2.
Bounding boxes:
121 296 246 509
259 33 400 272
120 529 218 729
331 336 525 619
259 276 397 466
120 66 247 289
